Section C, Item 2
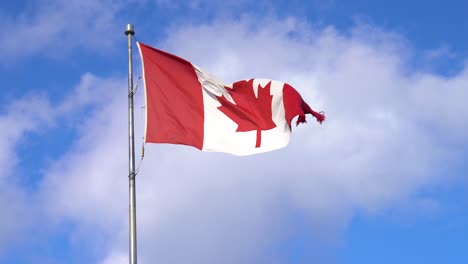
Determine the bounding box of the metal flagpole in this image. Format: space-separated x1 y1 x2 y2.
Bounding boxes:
125 24 137 264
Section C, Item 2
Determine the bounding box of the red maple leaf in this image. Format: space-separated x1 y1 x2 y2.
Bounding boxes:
216 79 277 148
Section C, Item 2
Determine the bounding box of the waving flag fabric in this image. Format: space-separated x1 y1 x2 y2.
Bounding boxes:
137 42 325 156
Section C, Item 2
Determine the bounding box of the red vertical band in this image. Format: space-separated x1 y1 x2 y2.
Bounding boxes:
138 42 204 149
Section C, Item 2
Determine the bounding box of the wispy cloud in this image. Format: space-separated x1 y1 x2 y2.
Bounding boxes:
0 93 54 253
0 0 132 62
0 73 123 258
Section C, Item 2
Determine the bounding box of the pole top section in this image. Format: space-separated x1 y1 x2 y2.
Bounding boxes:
125 24 135 36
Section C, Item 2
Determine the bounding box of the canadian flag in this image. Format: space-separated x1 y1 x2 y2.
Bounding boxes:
137 42 325 156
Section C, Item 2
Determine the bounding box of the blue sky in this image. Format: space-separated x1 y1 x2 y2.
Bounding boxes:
1 0 468 263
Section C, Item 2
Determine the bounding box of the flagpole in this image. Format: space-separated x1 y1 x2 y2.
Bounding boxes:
125 23 137 264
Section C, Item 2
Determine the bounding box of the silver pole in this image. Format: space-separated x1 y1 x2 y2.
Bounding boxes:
125 24 137 264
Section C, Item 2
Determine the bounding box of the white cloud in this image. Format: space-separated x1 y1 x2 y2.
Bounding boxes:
0 94 54 253
0 73 123 257
99 251 128 264
19 16 468 263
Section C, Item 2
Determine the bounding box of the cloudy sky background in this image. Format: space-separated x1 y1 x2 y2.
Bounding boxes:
1 0 467 263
